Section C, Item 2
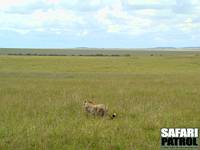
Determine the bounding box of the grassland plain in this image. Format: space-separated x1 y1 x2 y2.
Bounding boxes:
0 54 200 150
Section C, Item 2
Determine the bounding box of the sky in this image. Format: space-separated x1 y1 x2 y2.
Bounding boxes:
0 0 200 48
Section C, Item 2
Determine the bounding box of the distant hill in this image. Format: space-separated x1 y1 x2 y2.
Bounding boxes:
154 47 176 49
183 47 200 49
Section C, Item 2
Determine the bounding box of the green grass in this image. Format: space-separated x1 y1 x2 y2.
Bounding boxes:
0 54 200 150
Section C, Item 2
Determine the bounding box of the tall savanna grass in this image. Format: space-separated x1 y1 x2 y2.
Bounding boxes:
0 54 200 149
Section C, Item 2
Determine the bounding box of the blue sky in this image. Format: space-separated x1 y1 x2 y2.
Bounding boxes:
0 0 200 48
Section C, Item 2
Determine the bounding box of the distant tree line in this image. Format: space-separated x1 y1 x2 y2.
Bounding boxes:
5 53 131 57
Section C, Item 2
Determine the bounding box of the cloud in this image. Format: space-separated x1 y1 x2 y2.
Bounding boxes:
78 30 89 37
0 7 85 35
95 1 163 36
0 0 200 47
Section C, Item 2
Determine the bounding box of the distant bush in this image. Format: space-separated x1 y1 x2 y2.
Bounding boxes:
96 54 104 56
124 54 131 57
3 53 132 57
